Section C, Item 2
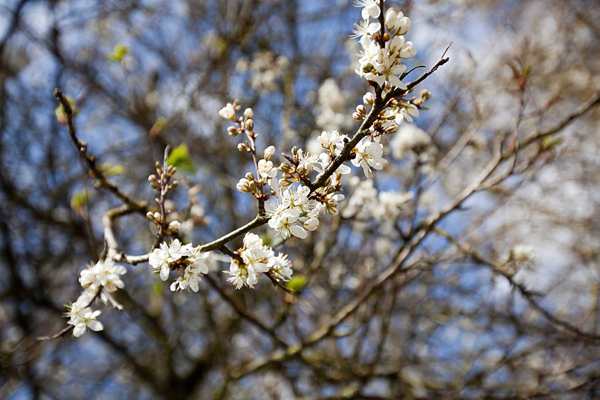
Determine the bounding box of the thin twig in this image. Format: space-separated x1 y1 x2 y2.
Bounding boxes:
53 88 147 214
434 227 600 341
153 146 172 249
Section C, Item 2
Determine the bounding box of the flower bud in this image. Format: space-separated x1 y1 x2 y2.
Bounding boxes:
153 212 161 220
420 89 432 101
244 172 255 181
352 112 363 120
243 108 253 119
245 119 254 131
228 126 238 136
356 105 367 114
264 145 276 160
167 221 181 232
237 143 247 152
363 92 374 105
146 211 154 220
385 124 399 134
279 163 291 173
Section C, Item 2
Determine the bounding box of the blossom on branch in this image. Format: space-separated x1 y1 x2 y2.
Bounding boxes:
218 103 236 120
352 137 386 177
225 233 293 289
65 294 103 337
149 239 213 292
354 3 416 90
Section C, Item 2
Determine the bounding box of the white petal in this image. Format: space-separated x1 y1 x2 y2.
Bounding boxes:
289 225 308 239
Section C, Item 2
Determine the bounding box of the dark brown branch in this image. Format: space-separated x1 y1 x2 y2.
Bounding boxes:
53 88 147 214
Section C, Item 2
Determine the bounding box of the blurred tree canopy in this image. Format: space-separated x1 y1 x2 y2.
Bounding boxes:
1 0 600 399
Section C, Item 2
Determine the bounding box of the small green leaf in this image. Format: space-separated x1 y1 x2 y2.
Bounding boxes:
149 117 167 137
287 275 307 292
107 44 128 62
70 190 88 212
167 144 196 174
100 163 125 176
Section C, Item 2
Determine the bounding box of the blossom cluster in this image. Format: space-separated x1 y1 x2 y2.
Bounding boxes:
225 233 292 289
343 178 413 226
149 239 213 292
215 3 426 290
354 1 416 90
236 51 289 94
65 259 127 337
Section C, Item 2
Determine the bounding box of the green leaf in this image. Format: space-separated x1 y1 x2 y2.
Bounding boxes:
100 163 125 176
287 275 307 292
107 44 128 62
167 144 196 174
70 190 88 210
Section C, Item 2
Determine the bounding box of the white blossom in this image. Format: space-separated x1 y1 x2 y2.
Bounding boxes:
271 253 293 282
258 159 278 179
352 137 386 177
385 9 411 34
218 102 235 120
149 240 213 290
318 130 348 155
354 0 383 20
79 259 126 293
372 191 414 221
342 179 378 218
390 123 432 159
225 233 276 289
394 103 420 124
65 294 103 337
354 5 415 89
351 19 381 43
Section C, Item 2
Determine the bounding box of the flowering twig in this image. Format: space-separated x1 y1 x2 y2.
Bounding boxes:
147 146 178 249
37 287 102 341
